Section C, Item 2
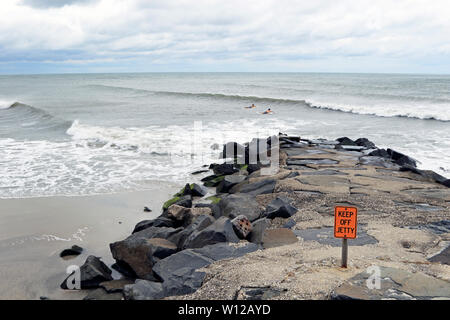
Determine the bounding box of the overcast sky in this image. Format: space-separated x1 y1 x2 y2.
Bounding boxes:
1 0 450 74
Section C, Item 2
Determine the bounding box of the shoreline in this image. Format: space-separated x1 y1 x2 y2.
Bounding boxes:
0 184 181 300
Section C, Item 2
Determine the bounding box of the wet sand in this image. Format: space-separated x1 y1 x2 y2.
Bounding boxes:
0 182 181 300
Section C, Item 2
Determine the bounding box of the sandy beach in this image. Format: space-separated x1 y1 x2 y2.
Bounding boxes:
0 182 181 300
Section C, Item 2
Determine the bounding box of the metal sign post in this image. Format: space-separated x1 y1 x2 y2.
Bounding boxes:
341 238 348 268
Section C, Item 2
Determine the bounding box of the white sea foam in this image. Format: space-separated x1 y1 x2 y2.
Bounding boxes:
0 99 16 110
304 99 450 122
0 118 301 198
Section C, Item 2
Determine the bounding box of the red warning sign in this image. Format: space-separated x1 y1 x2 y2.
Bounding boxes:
334 206 357 239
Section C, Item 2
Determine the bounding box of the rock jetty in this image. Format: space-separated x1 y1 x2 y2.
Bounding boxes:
61 134 450 300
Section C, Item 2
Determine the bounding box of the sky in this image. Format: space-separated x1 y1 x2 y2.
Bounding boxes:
1 0 450 74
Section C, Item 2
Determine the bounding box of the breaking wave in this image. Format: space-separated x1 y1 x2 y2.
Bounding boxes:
85 84 450 122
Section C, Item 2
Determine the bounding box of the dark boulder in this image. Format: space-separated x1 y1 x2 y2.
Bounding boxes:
428 245 450 265
336 137 357 146
202 174 225 187
162 195 192 210
152 250 212 296
193 242 259 261
359 156 398 168
246 164 262 174
368 148 390 158
61 255 113 289
60 245 83 258
195 202 222 219
219 193 262 222
110 227 181 279
355 138 376 149
443 179 450 188
132 217 174 234
282 219 296 229
231 178 276 196
178 183 208 197
152 243 259 297
387 149 417 167
263 197 297 219
210 163 239 176
399 165 448 185
172 214 215 249
123 280 166 300
183 217 240 249
216 175 247 193
248 218 270 245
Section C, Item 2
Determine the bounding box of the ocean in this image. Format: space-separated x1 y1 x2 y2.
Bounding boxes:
0 72 449 199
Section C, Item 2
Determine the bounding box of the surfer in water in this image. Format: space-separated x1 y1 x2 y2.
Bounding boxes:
262 108 273 114
245 103 256 109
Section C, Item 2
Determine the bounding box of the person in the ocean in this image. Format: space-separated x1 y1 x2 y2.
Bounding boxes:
262 108 272 114
245 103 256 109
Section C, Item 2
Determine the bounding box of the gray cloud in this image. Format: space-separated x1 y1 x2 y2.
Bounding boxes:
21 0 95 8
1 0 450 73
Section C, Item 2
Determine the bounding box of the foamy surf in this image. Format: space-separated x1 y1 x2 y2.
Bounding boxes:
305 99 450 122
0 100 17 110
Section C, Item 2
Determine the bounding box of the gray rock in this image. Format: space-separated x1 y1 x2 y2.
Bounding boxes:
181 183 209 197
219 193 261 222
172 215 215 249
249 218 270 245
331 267 450 300
132 217 174 234
359 156 398 168
211 163 239 175
61 255 113 289
293 226 378 247
286 159 339 166
264 197 297 219
216 175 247 193
153 243 259 297
152 250 212 296
83 288 123 300
233 179 277 196
183 217 240 249
408 220 450 234
428 245 450 265
399 165 448 185
355 138 376 149
99 279 134 293
262 228 298 249
110 228 181 279
123 280 166 300
193 242 259 261
336 137 357 146
282 219 296 229
235 286 285 300
166 204 193 226
387 148 417 167
339 145 366 151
